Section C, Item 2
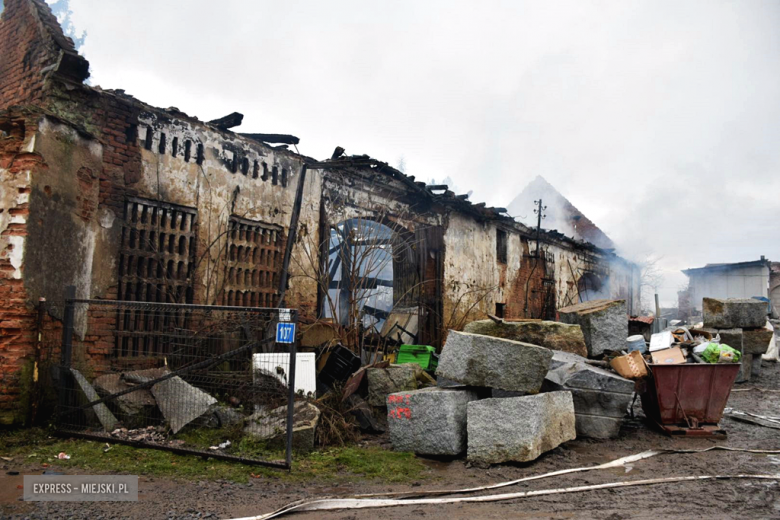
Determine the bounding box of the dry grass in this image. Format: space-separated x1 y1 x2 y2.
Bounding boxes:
313 385 361 447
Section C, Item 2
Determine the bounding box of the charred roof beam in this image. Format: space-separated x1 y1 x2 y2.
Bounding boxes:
208 112 244 130
241 133 300 145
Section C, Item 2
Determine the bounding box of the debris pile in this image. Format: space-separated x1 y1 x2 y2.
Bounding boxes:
605 297 770 435
381 296 770 462
64 363 324 454
61 295 770 464
245 401 321 452
387 330 596 465
699 297 773 383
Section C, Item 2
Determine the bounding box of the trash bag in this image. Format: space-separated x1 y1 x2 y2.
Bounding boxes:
762 320 779 363
701 342 741 364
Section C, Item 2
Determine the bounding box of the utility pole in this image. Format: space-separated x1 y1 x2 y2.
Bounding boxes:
533 199 546 257
524 199 547 317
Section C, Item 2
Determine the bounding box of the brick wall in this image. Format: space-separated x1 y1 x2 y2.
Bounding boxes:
0 108 42 424
0 0 70 110
505 238 549 319
0 0 99 423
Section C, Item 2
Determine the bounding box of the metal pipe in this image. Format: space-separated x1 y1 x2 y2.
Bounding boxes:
277 164 308 308
284 311 299 470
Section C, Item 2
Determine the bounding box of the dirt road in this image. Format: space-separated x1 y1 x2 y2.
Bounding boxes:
3 362 780 520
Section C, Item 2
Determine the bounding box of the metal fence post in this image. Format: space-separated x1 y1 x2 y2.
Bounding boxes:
284 310 298 470
61 286 76 367
56 286 77 422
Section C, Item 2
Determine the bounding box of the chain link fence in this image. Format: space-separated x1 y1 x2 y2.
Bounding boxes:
45 290 300 469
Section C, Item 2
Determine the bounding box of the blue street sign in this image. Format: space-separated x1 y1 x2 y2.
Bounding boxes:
276 322 296 344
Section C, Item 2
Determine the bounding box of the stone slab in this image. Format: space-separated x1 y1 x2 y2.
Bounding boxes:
463 319 587 357
558 299 627 357
542 357 633 439
549 351 589 369
244 401 320 452
574 415 623 439
94 373 156 429
492 389 526 398
736 354 753 383
387 387 479 456
751 355 762 378
213 405 244 428
151 376 217 434
366 365 418 406
703 298 767 329
121 367 169 385
69 369 119 431
436 331 552 393
701 328 743 351
467 392 575 465
437 377 467 388
742 329 773 355
345 394 384 433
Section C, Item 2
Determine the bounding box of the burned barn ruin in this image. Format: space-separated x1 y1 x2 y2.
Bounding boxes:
0 0 639 426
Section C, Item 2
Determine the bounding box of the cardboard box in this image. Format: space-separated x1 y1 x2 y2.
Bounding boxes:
650 346 686 365
611 350 648 379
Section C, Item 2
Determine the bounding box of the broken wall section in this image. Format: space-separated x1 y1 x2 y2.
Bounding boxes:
0 0 89 111
318 167 443 345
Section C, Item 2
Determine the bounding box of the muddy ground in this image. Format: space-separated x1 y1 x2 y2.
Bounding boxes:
3 362 780 520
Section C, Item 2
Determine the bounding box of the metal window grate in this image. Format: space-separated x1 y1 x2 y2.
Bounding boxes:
117 198 198 358
223 216 284 308
497 228 508 264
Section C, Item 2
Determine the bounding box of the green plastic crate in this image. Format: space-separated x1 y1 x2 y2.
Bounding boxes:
397 345 438 371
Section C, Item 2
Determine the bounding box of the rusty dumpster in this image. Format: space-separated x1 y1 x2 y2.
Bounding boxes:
640 363 740 435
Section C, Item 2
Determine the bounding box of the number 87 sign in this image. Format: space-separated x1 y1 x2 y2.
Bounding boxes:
276 323 296 344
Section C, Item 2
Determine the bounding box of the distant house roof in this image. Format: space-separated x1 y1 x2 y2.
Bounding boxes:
682 258 770 276
506 176 615 250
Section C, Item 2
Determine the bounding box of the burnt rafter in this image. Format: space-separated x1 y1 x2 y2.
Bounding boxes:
240 133 300 145
208 112 244 130
362 305 391 320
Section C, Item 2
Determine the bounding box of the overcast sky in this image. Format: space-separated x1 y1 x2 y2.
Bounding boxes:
47 0 780 306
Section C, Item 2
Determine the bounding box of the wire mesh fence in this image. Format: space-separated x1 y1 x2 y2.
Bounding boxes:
45 291 300 469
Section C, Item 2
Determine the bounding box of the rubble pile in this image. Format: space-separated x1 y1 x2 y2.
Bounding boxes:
65 295 769 464
386 329 615 465
382 296 768 461
67 364 324 454
380 302 642 464
245 401 321 452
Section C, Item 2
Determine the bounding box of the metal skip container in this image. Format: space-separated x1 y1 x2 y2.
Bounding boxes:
640 363 741 435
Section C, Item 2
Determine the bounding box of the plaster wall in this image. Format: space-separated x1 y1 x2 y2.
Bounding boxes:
687 266 769 311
